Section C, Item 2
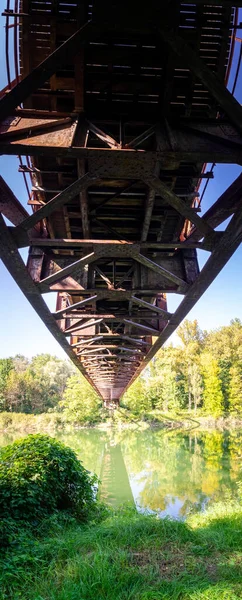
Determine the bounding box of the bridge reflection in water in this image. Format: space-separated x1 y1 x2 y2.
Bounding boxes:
0 427 241 518
50 427 242 519
99 442 134 507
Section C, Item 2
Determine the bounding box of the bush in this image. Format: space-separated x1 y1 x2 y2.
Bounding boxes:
0 434 97 522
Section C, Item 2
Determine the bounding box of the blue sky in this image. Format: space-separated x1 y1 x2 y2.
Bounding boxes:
0 11 242 358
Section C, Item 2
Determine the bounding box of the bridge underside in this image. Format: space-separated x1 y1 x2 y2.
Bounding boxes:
0 0 242 404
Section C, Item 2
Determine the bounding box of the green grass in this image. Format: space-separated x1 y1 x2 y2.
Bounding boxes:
1 502 242 600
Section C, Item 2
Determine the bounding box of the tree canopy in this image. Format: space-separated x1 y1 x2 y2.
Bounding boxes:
0 319 242 421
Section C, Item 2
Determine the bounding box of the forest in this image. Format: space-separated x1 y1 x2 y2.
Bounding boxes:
0 318 242 423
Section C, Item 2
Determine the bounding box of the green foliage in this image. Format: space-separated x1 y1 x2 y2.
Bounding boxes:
201 353 224 417
60 374 101 424
0 434 97 522
0 503 242 600
177 318 205 348
123 377 152 414
0 358 14 409
1 318 242 422
228 362 242 414
0 354 75 414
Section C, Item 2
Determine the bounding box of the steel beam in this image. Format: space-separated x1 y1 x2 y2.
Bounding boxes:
121 205 242 396
39 253 97 287
143 177 216 239
0 214 101 396
54 295 98 319
131 296 172 319
0 176 30 226
135 253 189 290
16 173 98 232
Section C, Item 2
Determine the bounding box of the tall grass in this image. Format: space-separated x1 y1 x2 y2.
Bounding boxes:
0 411 64 434
1 502 242 600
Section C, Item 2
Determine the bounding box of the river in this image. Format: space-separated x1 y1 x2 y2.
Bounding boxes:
1 427 241 519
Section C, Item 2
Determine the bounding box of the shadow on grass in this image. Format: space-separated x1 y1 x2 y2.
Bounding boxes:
1 505 242 600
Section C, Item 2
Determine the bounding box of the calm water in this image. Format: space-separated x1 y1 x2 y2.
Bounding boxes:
1 428 242 520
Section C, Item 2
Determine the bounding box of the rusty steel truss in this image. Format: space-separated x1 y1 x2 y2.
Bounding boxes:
1 1 242 404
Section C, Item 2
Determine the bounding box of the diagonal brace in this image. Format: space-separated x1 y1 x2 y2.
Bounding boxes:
134 253 189 291
0 214 101 395
40 252 97 287
0 21 95 121
143 176 216 240
16 172 99 233
54 295 98 319
131 296 172 319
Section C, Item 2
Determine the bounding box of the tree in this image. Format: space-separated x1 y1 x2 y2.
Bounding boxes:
228 362 242 414
189 362 203 414
0 358 14 409
176 321 204 412
12 355 29 373
201 353 224 417
177 319 205 349
122 377 151 414
59 374 101 424
147 348 182 412
204 319 242 409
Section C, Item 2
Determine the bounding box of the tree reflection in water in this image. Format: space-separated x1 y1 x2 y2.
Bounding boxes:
1 427 241 519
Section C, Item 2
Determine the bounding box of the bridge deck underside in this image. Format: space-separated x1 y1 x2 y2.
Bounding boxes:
0 0 242 403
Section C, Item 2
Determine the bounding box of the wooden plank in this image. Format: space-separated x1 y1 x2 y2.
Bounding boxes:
135 253 189 290
0 21 95 120
40 252 96 287
157 25 242 136
131 296 172 319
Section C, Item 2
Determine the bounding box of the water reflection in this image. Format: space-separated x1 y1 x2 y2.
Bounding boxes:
0 428 241 519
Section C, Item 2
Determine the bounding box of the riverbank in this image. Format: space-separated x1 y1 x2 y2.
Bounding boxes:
0 410 242 436
1 501 242 600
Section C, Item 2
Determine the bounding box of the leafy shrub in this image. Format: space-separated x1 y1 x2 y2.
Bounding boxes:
0 434 97 522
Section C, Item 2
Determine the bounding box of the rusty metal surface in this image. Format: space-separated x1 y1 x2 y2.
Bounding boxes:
0 1 241 403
